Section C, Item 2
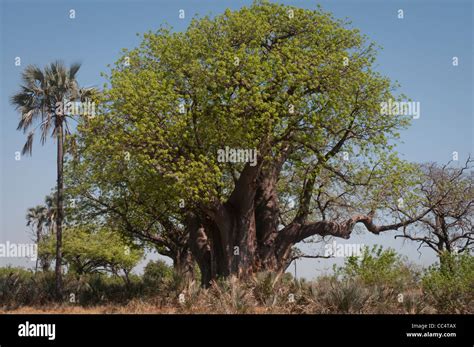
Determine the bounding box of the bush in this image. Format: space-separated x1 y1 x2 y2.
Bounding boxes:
65 273 144 305
1 250 471 314
310 277 372 313
335 245 416 291
0 267 144 308
0 267 57 308
422 252 474 313
142 260 173 295
252 272 277 306
208 276 255 314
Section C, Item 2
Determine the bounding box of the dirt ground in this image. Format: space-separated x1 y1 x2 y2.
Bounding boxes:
0 305 179 314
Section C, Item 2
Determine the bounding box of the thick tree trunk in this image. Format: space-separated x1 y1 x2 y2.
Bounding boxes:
202 206 258 280
228 201 258 277
173 247 195 283
209 160 262 280
187 162 262 284
186 212 212 286
255 161 286 272
55 122 64 299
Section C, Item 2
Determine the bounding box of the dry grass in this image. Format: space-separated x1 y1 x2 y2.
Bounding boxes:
0 303 274 314
0 278 438 315
0 303 176 314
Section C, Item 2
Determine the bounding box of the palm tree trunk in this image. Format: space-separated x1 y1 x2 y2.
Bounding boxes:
55 122 64 299
35 226 40 272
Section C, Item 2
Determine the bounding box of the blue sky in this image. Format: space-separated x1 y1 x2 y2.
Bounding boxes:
0 0 472 278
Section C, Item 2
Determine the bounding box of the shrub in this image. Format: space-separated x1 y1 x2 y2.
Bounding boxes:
142 260 173 295
252 272 277 306
311 277 372 313
335 245 416 291
208 276 255 314
422 252 474 313
0 267 57 308
0 267 144 308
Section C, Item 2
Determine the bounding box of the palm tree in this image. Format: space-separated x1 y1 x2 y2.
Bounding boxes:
26 195 59 272
26 205 47 271
11 61 95 298
44 194 57 235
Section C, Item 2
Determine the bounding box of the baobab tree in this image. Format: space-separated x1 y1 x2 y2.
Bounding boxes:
11 61 95 298
70 2 432 286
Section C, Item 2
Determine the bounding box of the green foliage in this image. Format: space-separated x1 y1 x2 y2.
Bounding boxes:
40 226 143 276
67 273 144 305
142 260 174 294
0 267 145 307
422 252 474 313
0 267 51 308
336 245 415 290
68 1 413 243
252 272 278 306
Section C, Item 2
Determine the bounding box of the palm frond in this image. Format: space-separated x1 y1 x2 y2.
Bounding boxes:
16 109 35 132
22 132 34 155
40 118 53 145
69 62 82 80
22 65 44 90
11 60 97 155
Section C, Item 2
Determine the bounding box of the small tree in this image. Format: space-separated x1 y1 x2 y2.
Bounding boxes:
394 157 473 258
40 226 143 285
26 205 48 271
25 194 58 272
